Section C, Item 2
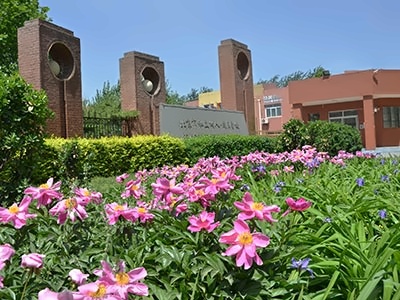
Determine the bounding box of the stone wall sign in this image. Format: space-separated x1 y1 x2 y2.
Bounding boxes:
159 104 248 137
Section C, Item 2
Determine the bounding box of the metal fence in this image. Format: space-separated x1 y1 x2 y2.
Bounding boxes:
83 115 141 138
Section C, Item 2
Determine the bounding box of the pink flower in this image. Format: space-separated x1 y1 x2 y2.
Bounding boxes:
21 253 45 269
49 197 88 224
0 196 36 229
151 178 184 198
96 260 148 298
0 244 15 270
0 276 3 289
121 179 145 199
234 192 280 222
219 219 270 270
74 188 102 205
199 175 233 196
188 211 220 233
76 282 117 299
283 165 294 173
104 203 136 225
24 177 62 208
116 173 129 183
38 288 75 300
69 269 89 285
286 197 312 211
133 206 154 223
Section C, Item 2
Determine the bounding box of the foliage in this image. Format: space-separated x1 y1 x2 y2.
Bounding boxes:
1 148 400 299
257 66 326 87
166 80 214 105
277 119 310 152
0 0 49 72
183 134 277 165
34 136 188 185
165 80 186 105
307 120 363 156
83 81 124 117
0 72 53 204
277 119 363 156
183 86 214 101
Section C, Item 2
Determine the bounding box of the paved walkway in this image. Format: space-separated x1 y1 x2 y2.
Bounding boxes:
362 146 400 157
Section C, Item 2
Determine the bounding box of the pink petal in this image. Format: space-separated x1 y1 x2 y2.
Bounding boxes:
223 244 242 256
233 219 249 233
127 267 147 282
252 233 270 247
219 230 238 244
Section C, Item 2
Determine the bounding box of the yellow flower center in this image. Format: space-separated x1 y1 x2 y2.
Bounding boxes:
238 232 253 245
137 207 147 214
251 202 264 211
114 205 124 211
88 283 107 298
39 183 49 189
211 178 218 184
220 171 227 178
196 189 205 196
8 204 19 214
65 198 77 209
83 190 91 196
130 185 139 191
116 272 129 286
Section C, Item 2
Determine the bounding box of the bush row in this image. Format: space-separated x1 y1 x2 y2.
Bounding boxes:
30 136 187 191
277 119 363 156
183 134 278 165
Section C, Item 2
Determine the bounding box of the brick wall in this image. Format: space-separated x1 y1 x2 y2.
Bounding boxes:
120 51 166 135
218 39 256 134
18 19 83 137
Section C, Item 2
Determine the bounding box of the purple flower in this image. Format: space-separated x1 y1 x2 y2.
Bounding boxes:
381 175 390 182
240 184 250 191
356 178 364 187
291 257 314 278
378 209 387 219
323 217 332 223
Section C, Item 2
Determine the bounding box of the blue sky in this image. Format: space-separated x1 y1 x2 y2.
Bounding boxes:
39 0 400 100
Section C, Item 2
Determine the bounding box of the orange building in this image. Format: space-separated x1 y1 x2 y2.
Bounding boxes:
196 69 400 150
256 69 400 150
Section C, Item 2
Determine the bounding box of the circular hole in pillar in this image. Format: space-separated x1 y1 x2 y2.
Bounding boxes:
141 67 160 96
237 51 250 80
48 42 75 80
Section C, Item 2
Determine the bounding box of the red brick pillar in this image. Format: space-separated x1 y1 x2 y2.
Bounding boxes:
18 19 83 138
363 95 376 150
218 39 256 134
119 51 166 135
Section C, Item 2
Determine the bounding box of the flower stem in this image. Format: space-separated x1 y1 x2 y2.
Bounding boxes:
20 269 33 299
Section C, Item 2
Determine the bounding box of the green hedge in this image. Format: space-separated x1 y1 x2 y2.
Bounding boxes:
32 135 188 187
277 119 363 156
183 134 277 165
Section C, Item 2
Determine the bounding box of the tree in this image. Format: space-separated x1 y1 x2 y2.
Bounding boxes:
0 72 53 202
0 0 50 72
257 66 326 87
183 86 214 101
83 81 121 116
165 80 185 105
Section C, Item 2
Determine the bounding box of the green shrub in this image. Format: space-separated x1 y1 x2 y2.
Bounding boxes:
276 119 310 152
307 120 363 156
0 72 53 204
277 119 363 155
35 135 188 186
183 134 277 165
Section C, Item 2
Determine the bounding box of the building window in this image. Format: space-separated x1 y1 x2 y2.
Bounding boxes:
383 106 400 128
265 104 281 118
309 113 320 121
328 110 358 128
